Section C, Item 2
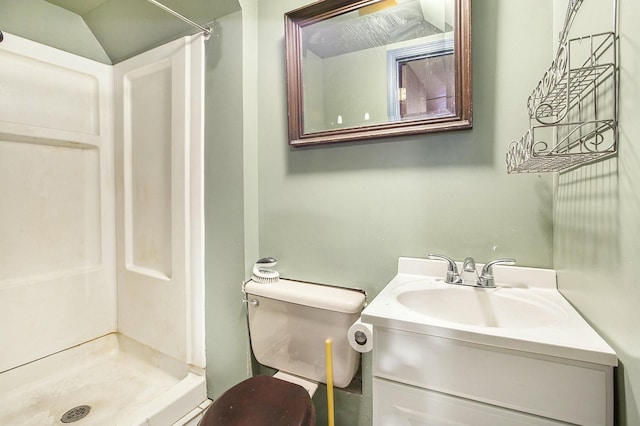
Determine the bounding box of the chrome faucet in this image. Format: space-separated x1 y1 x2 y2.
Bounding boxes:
427 254 462 284
477 258 516 288
428 254 516 288
461 257 479 284
462 257 476 272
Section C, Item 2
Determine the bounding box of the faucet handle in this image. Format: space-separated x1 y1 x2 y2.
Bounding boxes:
428 254 462 284
478 258 516 287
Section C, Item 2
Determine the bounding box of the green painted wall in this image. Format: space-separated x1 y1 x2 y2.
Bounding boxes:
204 9 255 399
239 0 260 277
257 0 553 300
553 0 640 424
202 0 261 400
256 0 553 423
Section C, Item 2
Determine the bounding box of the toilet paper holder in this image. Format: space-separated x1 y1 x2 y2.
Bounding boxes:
348 319 374 353
354 330 368 346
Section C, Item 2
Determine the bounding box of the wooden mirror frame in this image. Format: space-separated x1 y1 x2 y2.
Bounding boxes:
285 0 472 147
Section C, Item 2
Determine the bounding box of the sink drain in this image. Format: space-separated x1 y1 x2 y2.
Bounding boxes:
60 405 91 423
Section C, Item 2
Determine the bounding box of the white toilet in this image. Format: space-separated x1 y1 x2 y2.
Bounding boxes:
200 278 366 425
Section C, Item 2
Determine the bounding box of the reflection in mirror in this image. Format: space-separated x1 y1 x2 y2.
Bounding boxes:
285 0 471 146
387 38 454 122
400 55 455 118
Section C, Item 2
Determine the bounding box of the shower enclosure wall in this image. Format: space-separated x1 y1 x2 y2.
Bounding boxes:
0 32 206 425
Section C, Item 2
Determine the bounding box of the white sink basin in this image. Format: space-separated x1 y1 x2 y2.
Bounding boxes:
361 257 618 366
395 282 565 328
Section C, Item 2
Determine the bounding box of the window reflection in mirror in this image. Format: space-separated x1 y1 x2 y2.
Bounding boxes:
387 38 454 122
400 54 455 118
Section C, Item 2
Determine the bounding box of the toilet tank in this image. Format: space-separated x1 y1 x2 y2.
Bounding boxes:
245 279 366 388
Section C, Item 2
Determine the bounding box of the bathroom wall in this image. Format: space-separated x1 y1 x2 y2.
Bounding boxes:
553 0 640 424
257 0 554 293
256 0 554 423
203 9 256 398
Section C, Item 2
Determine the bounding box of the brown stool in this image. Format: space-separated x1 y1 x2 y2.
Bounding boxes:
200 375 316 426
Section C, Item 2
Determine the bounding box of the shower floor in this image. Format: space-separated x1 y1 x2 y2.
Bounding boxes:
0 333 206 425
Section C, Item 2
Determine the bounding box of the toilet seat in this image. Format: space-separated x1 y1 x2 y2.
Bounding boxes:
200 375 316 426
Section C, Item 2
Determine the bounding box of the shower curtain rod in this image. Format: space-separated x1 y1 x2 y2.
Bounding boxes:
147 0 212 39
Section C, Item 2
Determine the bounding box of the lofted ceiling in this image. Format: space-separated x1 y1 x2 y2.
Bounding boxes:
45 0 110 16
39 0 240 63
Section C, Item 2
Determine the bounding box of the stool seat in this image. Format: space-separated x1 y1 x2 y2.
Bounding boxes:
200 375 316 426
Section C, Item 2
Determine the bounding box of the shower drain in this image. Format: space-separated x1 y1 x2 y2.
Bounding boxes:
60 405 91 423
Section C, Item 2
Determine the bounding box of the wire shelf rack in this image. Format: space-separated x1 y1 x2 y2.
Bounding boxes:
506 0 617 174
507 120 616 173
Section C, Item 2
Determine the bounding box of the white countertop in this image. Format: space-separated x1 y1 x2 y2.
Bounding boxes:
361 257 617 366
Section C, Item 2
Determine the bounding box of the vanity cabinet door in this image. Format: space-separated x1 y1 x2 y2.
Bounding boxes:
373 378 570 426
373 326 613 425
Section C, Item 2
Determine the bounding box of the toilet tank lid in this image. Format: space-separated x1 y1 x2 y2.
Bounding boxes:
245 279 366 314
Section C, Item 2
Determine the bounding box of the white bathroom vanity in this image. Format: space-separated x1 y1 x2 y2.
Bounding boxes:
361 257 617 425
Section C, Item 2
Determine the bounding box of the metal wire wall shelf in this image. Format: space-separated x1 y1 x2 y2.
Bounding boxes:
506 1 618 174
507 120 616 173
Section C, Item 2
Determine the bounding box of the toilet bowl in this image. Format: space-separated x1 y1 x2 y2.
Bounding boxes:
201 278 366 425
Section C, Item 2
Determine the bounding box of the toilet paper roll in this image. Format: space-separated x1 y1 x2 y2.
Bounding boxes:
348 318 374 353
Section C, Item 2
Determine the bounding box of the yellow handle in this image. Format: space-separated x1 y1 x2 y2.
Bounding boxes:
325 339 334 426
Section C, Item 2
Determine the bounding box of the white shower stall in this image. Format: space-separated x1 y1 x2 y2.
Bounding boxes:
0 31 207 425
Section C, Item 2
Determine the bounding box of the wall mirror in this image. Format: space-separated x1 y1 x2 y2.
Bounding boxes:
285 0 472 146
